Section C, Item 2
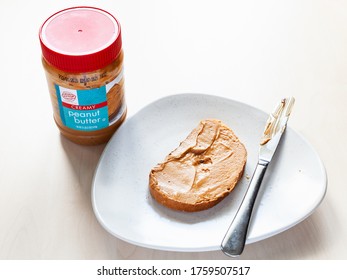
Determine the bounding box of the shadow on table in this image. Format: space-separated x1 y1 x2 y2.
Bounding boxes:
60 135 106 192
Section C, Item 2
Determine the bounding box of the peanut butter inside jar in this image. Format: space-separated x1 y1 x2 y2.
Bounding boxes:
39 7 126 145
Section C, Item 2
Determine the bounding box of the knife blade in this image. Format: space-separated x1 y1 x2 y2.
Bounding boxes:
221 97 295 257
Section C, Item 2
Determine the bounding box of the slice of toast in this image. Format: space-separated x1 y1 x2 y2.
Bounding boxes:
149 119 247 212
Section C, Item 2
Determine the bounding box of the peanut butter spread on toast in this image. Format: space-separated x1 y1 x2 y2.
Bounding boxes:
149 119 247 212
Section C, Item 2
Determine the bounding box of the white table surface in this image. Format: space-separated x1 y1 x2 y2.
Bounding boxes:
0 0 346 260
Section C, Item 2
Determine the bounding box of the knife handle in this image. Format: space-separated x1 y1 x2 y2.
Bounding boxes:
221 160 268 257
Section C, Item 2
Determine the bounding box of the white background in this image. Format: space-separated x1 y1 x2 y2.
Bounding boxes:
0 0 346 261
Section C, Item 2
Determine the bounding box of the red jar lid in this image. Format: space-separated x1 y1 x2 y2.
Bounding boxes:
39 6 122 73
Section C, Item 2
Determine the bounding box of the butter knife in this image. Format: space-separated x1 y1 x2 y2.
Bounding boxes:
221 97 295 257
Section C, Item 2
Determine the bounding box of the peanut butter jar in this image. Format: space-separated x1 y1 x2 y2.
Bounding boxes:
39 7 126 145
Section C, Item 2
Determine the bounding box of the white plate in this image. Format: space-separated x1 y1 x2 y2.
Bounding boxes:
92 94 327 252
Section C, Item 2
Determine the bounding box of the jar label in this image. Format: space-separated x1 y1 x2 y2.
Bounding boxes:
55 71 123 131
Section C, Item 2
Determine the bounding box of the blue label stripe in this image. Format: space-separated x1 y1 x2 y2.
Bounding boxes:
55 84 66 126
76 87 107 105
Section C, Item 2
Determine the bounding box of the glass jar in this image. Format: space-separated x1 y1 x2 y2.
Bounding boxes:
39 7 126 145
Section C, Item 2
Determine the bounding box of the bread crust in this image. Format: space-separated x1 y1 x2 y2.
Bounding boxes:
149 119 247 212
